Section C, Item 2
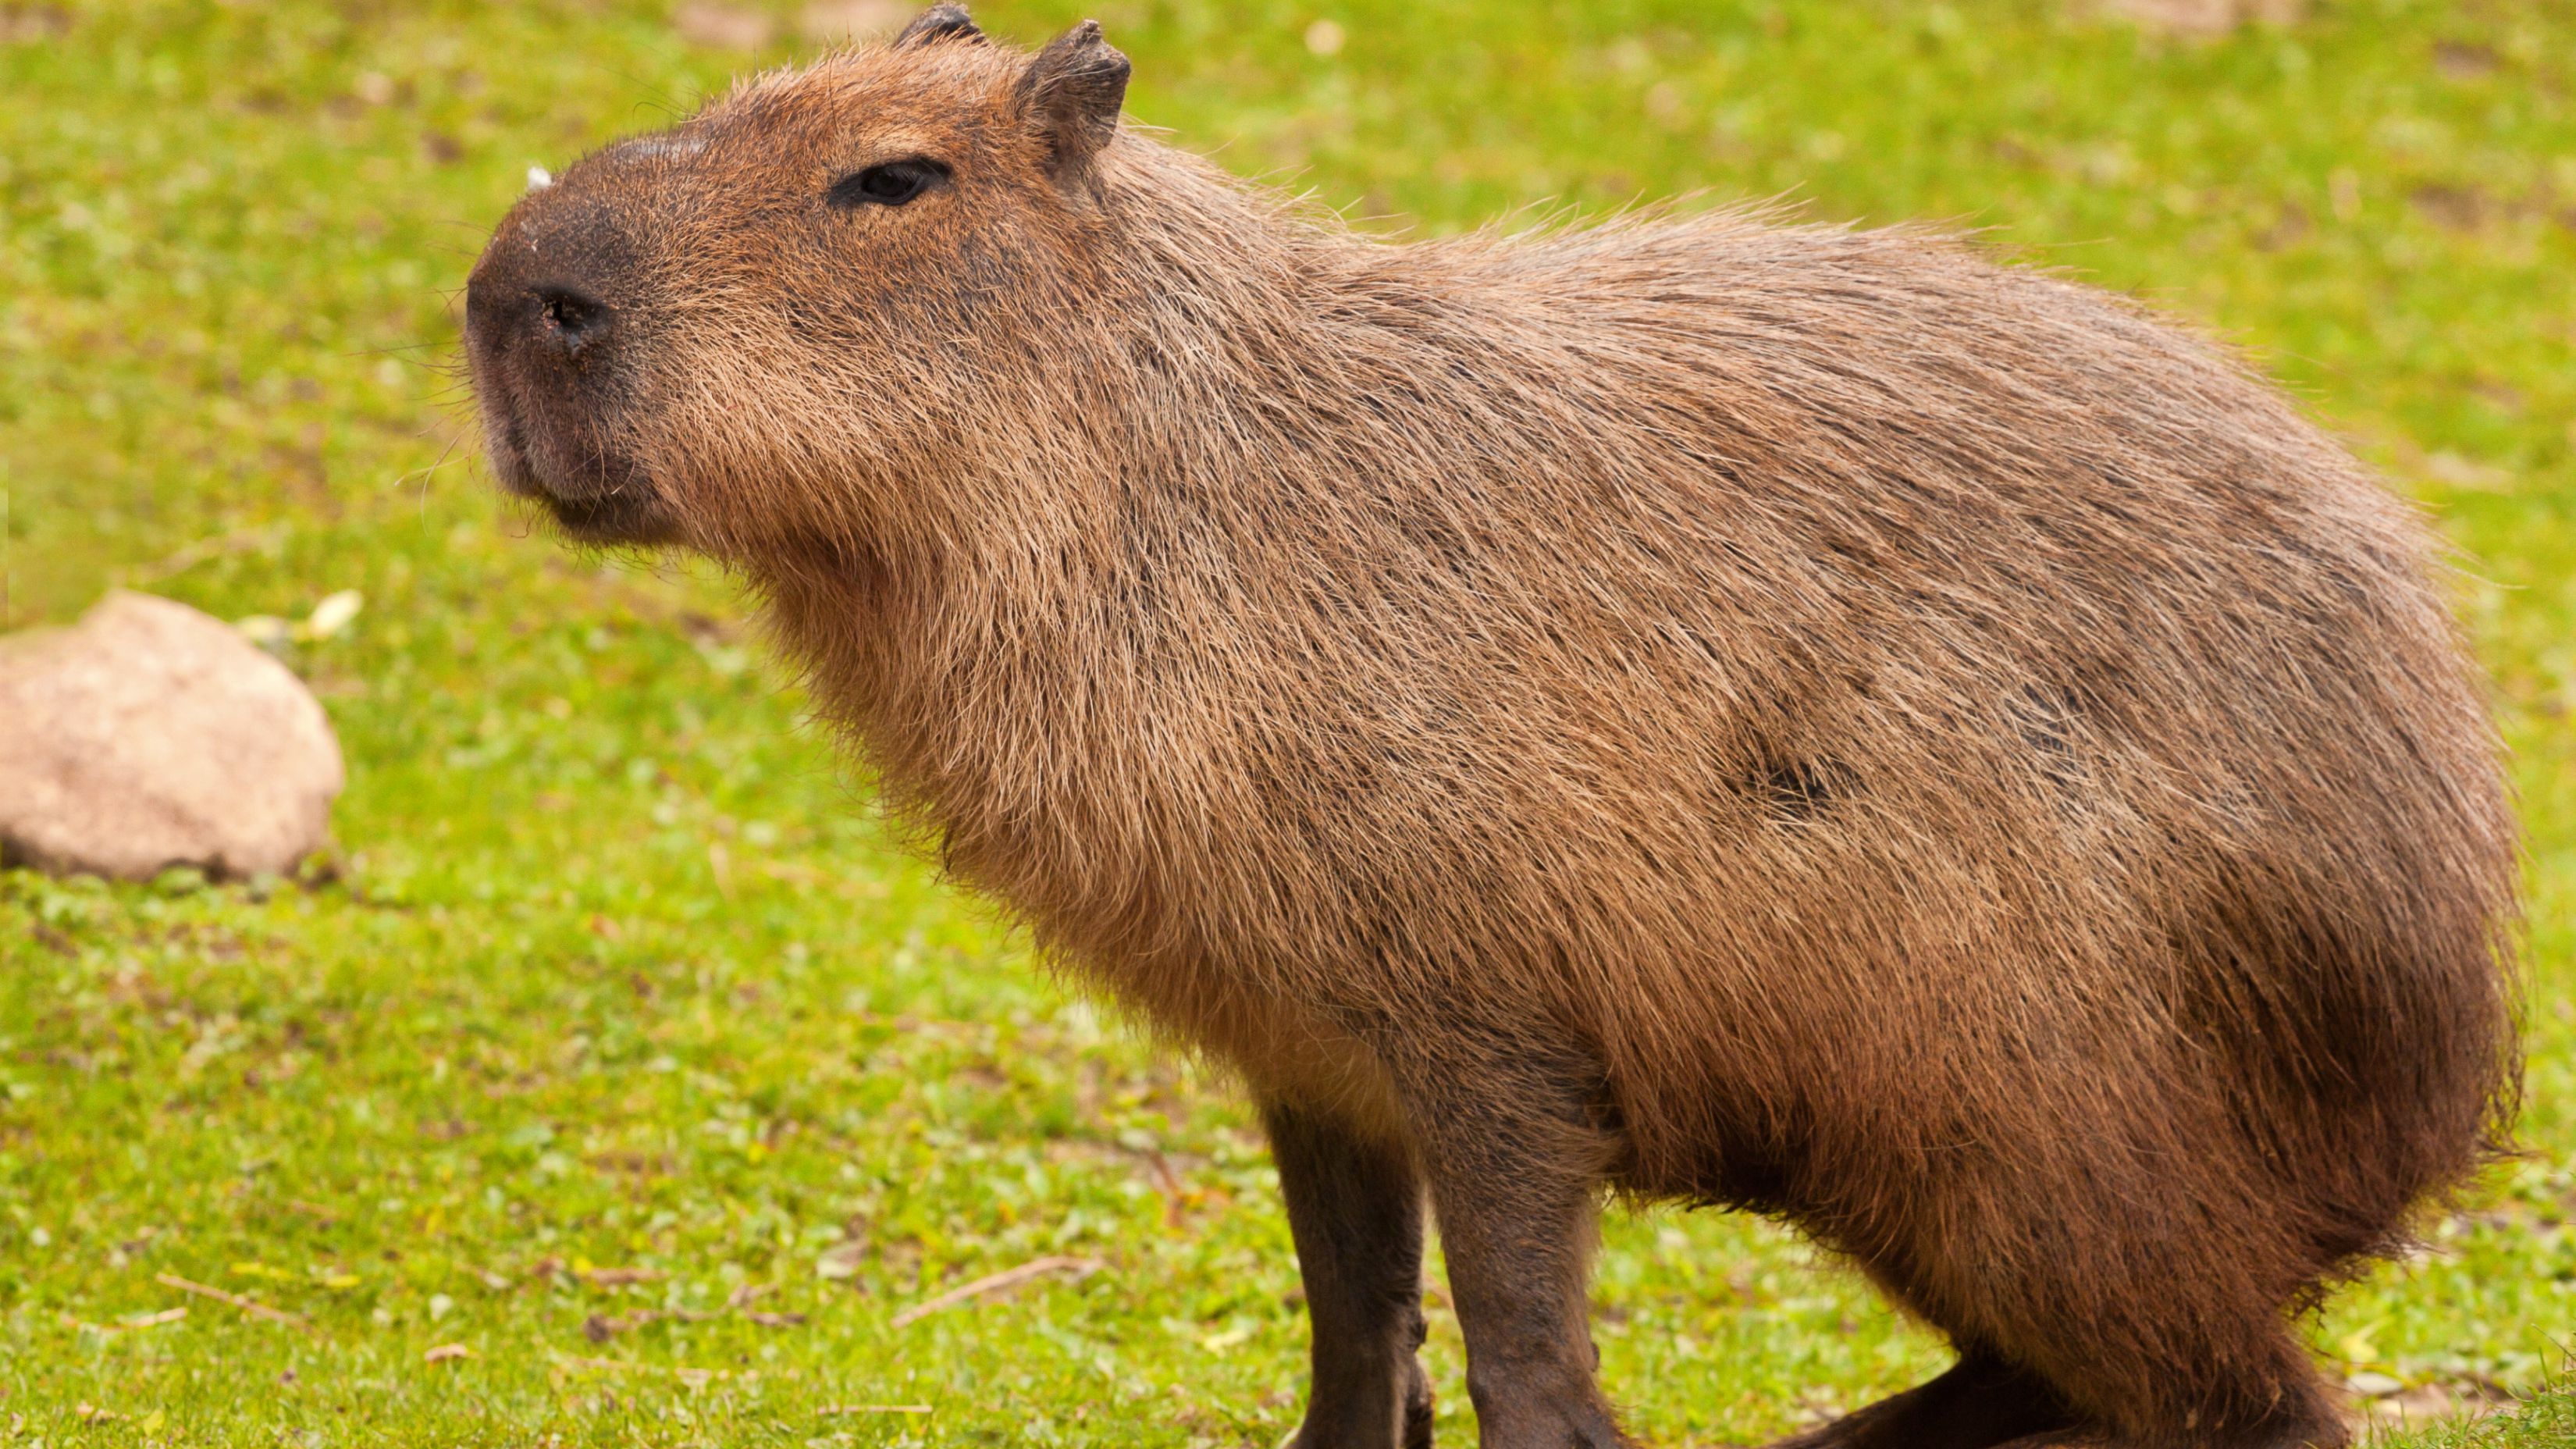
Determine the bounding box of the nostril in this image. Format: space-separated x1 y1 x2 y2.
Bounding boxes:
532 286 608 353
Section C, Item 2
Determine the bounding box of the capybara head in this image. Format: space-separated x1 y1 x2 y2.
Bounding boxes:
464 6 1130 553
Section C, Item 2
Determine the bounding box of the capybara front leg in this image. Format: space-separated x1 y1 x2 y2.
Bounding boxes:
1392 1056 1626 1449
1265 1099 1436 1449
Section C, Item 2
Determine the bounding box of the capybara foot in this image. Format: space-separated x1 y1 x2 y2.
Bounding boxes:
1285 1355 1433 1449
1772 1351 2071 1444
1768 1355 2076 1449
1982 1410 2348 1449
1464 1370 1628 1449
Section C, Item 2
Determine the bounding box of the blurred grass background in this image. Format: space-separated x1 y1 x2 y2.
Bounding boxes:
1 0 2571 1444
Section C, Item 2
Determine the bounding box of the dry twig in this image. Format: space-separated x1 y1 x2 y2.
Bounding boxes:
154 1273 310 1330
890 1255 1104 1328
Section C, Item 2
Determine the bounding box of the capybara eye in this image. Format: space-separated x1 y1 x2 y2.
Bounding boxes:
826 157 950 209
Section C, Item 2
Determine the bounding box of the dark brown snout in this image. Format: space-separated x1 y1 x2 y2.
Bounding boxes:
465 168 674 545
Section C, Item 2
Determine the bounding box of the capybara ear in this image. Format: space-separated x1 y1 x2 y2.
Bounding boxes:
893 4 981 48
1012 20 1130 184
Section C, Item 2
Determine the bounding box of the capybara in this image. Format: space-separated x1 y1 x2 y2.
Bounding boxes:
463 9 2520 1447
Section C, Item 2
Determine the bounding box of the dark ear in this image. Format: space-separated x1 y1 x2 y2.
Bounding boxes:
1013 20 1130 183
894 4 981 48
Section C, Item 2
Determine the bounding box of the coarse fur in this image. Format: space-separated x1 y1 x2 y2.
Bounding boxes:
464 10 2521 1448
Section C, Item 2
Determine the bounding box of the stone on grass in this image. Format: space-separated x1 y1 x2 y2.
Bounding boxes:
0 590 343 881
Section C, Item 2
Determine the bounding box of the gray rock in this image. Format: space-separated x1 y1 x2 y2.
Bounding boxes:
0 591 343 881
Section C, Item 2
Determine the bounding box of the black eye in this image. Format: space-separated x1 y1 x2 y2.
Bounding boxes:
826 157 949 209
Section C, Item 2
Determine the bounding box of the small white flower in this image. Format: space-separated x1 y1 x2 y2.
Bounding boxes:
527 164 554 191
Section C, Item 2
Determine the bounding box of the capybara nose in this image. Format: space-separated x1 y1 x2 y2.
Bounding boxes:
532 284 610 356
465 268 614 361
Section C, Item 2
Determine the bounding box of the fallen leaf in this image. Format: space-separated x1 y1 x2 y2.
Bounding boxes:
815 1238 868 1280
233 614 292 649
300 589 363 641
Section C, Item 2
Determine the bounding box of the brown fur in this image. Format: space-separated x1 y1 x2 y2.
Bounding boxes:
464 11 2519 1447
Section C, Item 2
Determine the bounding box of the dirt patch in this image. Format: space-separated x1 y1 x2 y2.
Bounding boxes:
2350 1374 2517 1431
2410 183 2491 233
2097 0 2303 35
798 0 913 44
2434 42 2500 80
0 4 69 45
674 3 775 51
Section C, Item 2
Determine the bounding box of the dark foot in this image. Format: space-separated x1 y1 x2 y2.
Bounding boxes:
1769 1355 2076 1449
1290 1354 1433 1449
1984 1415 2347 1449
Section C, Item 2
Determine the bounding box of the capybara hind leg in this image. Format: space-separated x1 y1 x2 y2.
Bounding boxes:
1390 1049 1626 1447
1767 1354 2076 1449
1265 1099 1436 1449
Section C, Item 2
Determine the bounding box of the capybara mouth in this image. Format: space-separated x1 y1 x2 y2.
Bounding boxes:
535 486 681 547
492 408 677 545
472 372 674 545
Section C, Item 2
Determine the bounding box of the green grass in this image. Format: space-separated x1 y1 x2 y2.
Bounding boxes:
2 0 2572 1443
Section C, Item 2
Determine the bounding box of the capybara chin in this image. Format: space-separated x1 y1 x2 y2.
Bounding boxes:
463 8 2519 1447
